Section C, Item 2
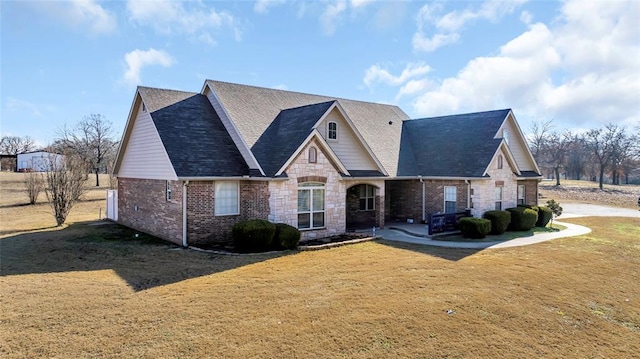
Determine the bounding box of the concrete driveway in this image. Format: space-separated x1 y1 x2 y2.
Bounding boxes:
559 202 640 219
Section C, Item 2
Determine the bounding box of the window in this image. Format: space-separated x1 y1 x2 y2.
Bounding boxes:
495 186 503 210
165 181 172 201
298 183 325 229
497 155 503 169
503 129 509 145
518 184 526 205
327 121 338 140
215 181 239 216
359 185 375 211
444 186 457 213
309 147 317 163
142 102 147 112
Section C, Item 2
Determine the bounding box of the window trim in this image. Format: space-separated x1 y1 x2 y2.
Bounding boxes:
214 181 240 216
444 186 457 213
495 185 503 211
309 147 317 163
327 121 338 141
517 184 526 205
165 180 172 201
297 182 325 230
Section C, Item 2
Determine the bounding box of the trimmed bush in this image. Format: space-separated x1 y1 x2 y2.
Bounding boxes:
232 219 276 253
506 207 538 231
458 217 492 239
483 210 511 235
536 206 553 227
272 223 301 250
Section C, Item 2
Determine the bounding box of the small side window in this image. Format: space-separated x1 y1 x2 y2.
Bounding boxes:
497 155 503 169
309 147 317 163
327 122 338 140
142 102 147 112
165 181 172 201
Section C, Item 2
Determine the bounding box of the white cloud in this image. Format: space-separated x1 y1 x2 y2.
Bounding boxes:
126 0 240 43
320 0 347 35
35 0 116 34
413 0 527 52
405 0 640 130
123 49 175 85
6 97 44 117
519 10 532 24
351 0 374 9
254 0 287 14
364 62 431 87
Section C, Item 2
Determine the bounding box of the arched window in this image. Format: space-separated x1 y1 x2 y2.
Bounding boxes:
309 147 317 163
327 121 338 140
497 155 503 169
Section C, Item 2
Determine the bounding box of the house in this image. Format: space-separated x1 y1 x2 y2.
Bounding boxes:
112 80 541 247
16 151 64 172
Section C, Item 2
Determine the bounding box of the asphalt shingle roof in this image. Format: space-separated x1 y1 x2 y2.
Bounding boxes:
206 80 409 176
138 87 249 177
252 101 335 177
398 109 511 177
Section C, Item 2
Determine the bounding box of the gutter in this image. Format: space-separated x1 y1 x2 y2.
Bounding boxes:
182 180 189 247
465 180 471 212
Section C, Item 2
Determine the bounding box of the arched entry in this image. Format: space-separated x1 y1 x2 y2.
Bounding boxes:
346 183 380 231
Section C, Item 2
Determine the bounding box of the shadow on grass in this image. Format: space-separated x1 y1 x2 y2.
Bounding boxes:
0 221 291 291
375 239 483 261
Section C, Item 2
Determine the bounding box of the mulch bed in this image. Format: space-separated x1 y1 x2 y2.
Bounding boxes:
191 233 370 254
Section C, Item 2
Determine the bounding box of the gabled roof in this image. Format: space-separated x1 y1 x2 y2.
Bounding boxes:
252 101 335 177
204 80 409 176
398 109 511 177
137 87 249 177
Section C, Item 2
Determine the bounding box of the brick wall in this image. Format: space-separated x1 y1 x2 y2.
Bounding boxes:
117 178 183 245
187 180 270 245
424 180 469 215
345 183 385 230
519 179 539 206
386 179 469 223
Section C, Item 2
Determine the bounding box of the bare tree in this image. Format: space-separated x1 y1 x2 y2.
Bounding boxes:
584 124 624 190
44 152 88 226
60 114 117 187
544 131 572 186
527 120 554 160
23 171 45 204
565 135 588 180
0 135 36 171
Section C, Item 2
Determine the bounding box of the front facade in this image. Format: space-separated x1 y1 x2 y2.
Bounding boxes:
113 80 541 246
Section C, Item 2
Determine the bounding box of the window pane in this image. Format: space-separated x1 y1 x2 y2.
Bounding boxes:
367 198 374 210
298 189 310 211
495 202 502 210
495 187 502 201
215 181 238 215
313 212 324 228
298 213 310 229
359 198 366 211
367 185 374 197
444 186 456 201
445 201 456 213
312 189 325 211
359 185 365 197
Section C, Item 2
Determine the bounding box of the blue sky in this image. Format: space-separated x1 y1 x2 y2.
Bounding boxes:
2 0 639 147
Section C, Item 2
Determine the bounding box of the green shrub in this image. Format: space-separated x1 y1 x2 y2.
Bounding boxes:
272 223 301 250
232 219 276 253
536 206 553 227
458 217 492 239
506 207 538 231
483 210 511 235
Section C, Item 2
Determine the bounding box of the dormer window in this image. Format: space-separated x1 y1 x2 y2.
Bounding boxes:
497 155 503 169
309 147 317 163
327 122 338 140
503 129 509 145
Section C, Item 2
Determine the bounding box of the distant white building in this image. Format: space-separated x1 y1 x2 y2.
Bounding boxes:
17 151 64 172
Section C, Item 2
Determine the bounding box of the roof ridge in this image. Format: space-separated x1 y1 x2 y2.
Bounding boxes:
138 85 198 95
410 108 511 121
205 79 403 109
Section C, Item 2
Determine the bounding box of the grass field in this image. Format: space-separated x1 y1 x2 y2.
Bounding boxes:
1 174 639 358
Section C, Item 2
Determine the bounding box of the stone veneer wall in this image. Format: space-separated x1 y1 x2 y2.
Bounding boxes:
470 150 518 217
187 180 270 245
118 178 183 245
268 140 350 240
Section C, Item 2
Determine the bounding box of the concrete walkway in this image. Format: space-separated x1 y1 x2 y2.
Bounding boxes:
377 221 591 249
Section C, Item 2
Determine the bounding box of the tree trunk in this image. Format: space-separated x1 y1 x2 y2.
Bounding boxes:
555 167 561 186
95 168 100 187
598 167 605 190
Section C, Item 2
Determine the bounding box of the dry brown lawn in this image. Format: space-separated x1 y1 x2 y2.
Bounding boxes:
540 179 640 209
1 173 639 358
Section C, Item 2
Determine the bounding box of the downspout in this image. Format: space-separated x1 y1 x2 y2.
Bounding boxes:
465 180 471 213
419 176 425 223
182 180 189 247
